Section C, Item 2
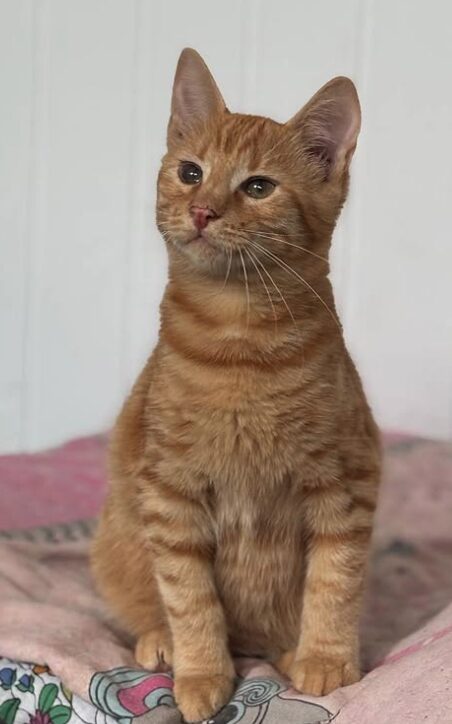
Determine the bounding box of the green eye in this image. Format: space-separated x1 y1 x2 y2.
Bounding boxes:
178 161 202 185
243 177 276 199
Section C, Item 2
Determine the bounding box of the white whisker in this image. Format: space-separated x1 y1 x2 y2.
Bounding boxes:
245 248 278 331
238 247 250 333
245 246 296 325
240 228 328 264
248 239 340 329
220 248 233 292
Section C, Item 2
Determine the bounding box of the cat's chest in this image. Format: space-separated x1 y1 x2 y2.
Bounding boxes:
154 356 320 482
189 401 297 482
211 477 306 654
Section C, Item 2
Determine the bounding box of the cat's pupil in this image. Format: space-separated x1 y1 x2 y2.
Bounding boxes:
253 181 264 194
178 161 202 185
243 177 275 199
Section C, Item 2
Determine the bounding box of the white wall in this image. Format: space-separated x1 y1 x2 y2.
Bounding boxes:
1 0 451 453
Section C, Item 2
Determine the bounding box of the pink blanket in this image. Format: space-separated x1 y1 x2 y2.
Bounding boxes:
0 435 106 531
0 435 451 723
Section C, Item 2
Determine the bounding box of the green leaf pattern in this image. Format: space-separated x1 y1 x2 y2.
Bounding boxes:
39 683 59 713
48 704 72 724
0 659 99 724
0 697 20 724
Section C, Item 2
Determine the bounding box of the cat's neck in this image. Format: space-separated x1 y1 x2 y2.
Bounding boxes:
161 252 341 352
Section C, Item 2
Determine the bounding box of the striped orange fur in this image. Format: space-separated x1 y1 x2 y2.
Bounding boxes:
91 48 381 722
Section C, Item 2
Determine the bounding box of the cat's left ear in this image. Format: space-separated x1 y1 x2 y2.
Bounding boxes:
168 48 227 146
288 76 361 180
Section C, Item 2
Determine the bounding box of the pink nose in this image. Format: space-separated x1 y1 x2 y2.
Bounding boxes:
190 205 218 231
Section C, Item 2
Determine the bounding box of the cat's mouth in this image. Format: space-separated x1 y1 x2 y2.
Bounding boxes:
189 233 212 246
173 229 226 266
184 230 223 255
187 228 220 247
167 225 239 270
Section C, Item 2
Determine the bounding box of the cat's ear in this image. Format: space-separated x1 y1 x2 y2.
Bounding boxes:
168 48 227 145
288 76 361 180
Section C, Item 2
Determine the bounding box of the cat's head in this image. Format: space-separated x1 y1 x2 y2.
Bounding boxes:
157 49 360 278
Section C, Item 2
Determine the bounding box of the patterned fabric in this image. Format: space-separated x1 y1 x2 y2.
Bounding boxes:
0 660 104 724
0 434 452 722
0 660 333 724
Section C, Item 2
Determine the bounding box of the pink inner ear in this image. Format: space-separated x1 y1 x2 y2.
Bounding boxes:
334 100 361 153
309 98 359 160
170 48 226 132
290 77 361 175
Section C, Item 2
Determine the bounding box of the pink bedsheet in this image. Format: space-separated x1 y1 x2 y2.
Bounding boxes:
0 432 451 723
0 435 107 530
1 431 452 667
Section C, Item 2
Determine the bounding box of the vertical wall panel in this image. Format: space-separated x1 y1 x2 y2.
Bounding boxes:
23 0 136 450
344 0 452 437
251 0 362 119
0 0 34 451
1 0 451 451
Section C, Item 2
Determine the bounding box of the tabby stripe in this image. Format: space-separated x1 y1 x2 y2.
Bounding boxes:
157 569 180 585
164 590 219 620
142 509 173 527
302 481 347 497
168 289 222 329
148 479 198 507
150 534 212 560
312 527 372 546
158 439 191 454
169 289 293 331
352 495 377 513
307 578 361 602
347 466 380 481
307 442 340 461
305 636 357 652
162 326 323 370
143 513 210 551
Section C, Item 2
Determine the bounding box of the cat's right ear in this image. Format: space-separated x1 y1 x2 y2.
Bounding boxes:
168 48 227 147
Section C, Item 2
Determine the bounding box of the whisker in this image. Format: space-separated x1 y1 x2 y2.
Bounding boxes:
245 246 296 325
240 229 328 264
233 233 297 325
267 237 328 265
220 248 233 292
245 248 278 332
248 239 341 329
238 247 251 333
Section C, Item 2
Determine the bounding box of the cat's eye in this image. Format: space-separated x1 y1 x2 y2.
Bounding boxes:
178 161 203 185
242 177 276 199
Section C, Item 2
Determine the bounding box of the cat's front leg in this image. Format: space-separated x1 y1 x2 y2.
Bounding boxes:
278 476 377 696
142 475 234 722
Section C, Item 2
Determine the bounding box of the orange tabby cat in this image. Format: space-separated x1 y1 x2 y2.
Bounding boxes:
91 48 381 722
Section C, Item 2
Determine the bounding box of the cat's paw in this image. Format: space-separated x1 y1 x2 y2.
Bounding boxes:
174 673 234 723
275 649 296 677
287 655 360 696
135 628 173 672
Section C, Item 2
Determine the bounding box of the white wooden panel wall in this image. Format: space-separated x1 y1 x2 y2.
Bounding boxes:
1 0 451 452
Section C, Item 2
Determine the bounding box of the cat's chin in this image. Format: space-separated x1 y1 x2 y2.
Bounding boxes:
171 236 230 276
188 234 217 250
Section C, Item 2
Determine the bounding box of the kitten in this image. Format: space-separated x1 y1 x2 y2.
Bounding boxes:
91 48 381 723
